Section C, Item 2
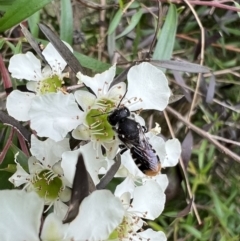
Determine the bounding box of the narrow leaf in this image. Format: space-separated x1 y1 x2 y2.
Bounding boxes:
0 110 31 143
115 9 143 39
173 70 192 103
63 153 90 223
153 4 178 72
206 74 216 103
96 155 121 190
27 11 40 37
0 0 53 32
60 0 73 45
151 59 210 73
39 23 84 74
181 131 193 168
108 9 123 35
20 24 48 64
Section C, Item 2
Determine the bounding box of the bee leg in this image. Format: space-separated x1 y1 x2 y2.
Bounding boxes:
119 145 128 155
141 126 147 133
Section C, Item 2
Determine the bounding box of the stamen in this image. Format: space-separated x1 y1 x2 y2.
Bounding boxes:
102 81 110 94
44 201 54 213
89 120 102 129
122 97 143 108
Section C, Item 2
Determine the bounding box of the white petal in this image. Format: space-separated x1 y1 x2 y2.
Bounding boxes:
137 229 167 241
9 52 42 81
146 133 167 166
121 150 145 177
67 190 124 241
9 162 30 187
41 213 68 241
26 81 38 92
74 90 96 111
0 190 44 241
132 113 146 127
42 42 73 76
62 143 107 185
53 200 69 220
76 65 116 97
125 62 170 111
28 156 44 174
107 82 127 103
149 173 169 192
115 176 135 199
104 139 120 160
28 92 83 141
72 124 91 140
163 138 181 167
6 90 35 121
42 65 53 78
129 180 166 220
30 135 70 167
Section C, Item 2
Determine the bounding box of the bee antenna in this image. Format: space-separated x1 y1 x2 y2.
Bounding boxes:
117 90 127 108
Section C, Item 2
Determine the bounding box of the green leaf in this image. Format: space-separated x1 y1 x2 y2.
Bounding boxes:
74 51 112 73
0 0 53 32
233 1 240 17
0 0 16 12
153 4 178 72
28 11 40 37
108 9 123 35
60 0 73 45
9 144 28 172
115 9 143 39
0 164 16 173
0 38 5 50
181 224 202 239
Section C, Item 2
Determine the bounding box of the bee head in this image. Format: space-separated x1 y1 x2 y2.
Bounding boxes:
107 107 130 126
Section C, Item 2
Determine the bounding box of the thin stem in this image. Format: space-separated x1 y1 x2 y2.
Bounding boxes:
166 106 240 164
163 111 202 225
182 0 205 122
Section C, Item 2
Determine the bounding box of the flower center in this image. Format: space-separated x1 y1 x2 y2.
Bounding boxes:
39 75 63 94
32 169 63 203
108 216 130 240
85 98 116 141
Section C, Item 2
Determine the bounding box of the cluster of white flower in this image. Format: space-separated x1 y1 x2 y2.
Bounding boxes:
0 42 181 241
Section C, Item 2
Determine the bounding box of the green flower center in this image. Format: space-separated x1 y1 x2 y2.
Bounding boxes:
39 75 63 94
108 216 129 240
32 169 63 203
85 98 116 141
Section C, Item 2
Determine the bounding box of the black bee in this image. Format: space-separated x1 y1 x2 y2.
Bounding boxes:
107 106 161 176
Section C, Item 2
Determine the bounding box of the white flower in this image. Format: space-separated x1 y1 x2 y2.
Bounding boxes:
72 62 171 159
108 181 167 241
61 141 107 186
7 42 73 122
9 135 71 219
115 132 181 197
41 190 125 241
0 190 44 241
9 42 72 93
0 190 125 241
28 91 84 141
